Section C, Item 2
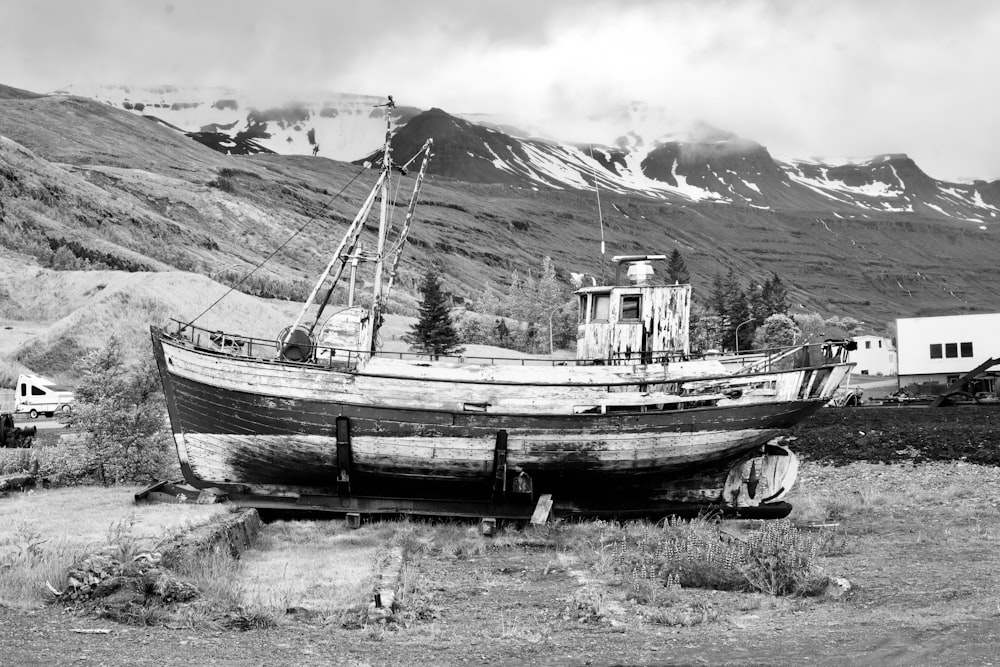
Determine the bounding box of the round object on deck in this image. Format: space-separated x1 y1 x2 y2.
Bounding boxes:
278 327 315 362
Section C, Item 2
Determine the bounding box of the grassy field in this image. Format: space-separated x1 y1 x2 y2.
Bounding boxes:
0 487 227 609
4 405 1000 665
3 453 1000 665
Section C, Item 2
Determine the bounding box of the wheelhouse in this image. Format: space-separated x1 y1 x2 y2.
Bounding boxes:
575 255 691 364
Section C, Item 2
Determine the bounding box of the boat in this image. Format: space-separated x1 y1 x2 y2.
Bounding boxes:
151 97 854 520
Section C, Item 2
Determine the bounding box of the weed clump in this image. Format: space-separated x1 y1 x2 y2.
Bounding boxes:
603 518 831 598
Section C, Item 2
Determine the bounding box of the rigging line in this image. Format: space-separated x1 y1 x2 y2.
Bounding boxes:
387 169 403 236
384 148 431 258
589 144 607 284
384 144 429 236
185 163 371 328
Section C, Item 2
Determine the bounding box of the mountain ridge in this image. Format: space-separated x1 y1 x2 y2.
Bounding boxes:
3 81 1000 369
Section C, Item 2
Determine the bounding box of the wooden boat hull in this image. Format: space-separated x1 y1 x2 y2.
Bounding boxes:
152 330 848 513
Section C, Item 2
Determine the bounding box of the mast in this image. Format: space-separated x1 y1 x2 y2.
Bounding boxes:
281 97 395 358
589 145 607 284
367 96 395 350
383 139 434 303
284 171 385 338
283 95 430 359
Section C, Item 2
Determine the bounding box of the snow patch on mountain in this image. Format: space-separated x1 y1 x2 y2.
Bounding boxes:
54 83 1000 224
57 83 400 160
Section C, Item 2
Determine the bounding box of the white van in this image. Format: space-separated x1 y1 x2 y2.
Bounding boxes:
14 374 75 419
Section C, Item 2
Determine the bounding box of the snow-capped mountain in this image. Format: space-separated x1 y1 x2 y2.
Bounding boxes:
63 84 1000 225
57 84 423 161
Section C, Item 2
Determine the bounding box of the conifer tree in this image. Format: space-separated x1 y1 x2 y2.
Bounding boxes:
666 248 691 285
494 318 510 347
710 268 752 352
761 273 789 315
405 268 464 359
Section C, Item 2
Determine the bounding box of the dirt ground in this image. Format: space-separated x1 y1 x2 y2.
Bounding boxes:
3 455 1000 666
2 407 999 666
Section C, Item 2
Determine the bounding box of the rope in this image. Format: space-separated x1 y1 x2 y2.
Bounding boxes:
383 144 429 256
186 163 371 327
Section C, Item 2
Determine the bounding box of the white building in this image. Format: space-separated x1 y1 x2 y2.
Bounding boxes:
896 313 1000 392
850 335 896 376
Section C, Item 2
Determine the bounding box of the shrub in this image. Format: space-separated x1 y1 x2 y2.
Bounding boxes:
62 337 171 485
209 177 235 193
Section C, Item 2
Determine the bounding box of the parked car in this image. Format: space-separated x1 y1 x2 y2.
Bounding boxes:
878 389 934 405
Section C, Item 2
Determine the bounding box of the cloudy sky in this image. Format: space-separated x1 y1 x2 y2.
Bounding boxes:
2 0 998 181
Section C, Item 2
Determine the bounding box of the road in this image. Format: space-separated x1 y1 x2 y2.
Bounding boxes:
12 414 69 432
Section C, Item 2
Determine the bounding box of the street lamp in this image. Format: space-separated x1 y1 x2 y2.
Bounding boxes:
735 318 754 355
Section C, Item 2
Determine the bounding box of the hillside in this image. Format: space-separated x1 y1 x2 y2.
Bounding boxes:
3 83 1000 379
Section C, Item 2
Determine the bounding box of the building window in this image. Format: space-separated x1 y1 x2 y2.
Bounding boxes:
590 294 610 322
878 340 882 348
961 341 974 357
945 343 958 358
620 295 641 321
930 344 942 359
865 341 871 349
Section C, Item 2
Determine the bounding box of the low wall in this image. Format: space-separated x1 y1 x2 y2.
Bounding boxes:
158 508 262 569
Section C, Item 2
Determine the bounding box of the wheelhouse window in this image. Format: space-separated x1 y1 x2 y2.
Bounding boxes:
578 295 587 324
945 343 958 358
961 341 974 357
929 344 942 359
590 294 610 322
620 295 641 321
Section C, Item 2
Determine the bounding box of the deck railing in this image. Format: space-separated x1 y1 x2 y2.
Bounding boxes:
163 319 841 372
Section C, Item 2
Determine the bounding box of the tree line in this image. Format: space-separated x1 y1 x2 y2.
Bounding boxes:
404 249 866 358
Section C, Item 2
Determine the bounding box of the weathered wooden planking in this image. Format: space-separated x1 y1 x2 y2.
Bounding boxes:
577 284 691 361
152 329 852 506
163 339 851 420
174 425 778 501
0 473 36 493
164 335 834 392
530 494 553 524
167 369 822 439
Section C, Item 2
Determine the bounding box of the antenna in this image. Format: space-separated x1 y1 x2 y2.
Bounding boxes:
589 145 606 284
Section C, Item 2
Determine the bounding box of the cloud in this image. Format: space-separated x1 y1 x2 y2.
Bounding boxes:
2 0 998 180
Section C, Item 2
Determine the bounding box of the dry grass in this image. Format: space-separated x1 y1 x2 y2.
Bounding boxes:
0 486 227 608
232 519 387 622
225 518 530 625
0 265 314 376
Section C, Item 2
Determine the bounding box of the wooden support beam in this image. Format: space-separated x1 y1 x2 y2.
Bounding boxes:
492 430 508 501
336 416 352 497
